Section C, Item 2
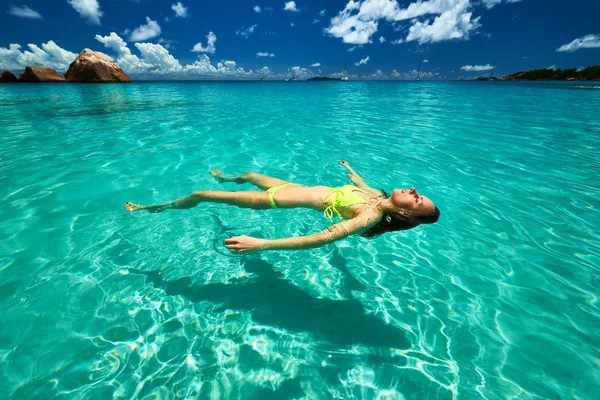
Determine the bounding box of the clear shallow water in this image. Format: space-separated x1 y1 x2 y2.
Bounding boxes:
0 81 599 399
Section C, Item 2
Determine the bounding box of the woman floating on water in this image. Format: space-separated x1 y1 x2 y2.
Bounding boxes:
124 161 440 253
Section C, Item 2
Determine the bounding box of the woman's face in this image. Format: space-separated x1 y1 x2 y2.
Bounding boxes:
391 188 436 214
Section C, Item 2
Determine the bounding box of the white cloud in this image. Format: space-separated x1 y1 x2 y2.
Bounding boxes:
254 5 261 13
405 0 480 44
7 5 43 20
284 1 299 12
391 38 404 44
157 38 176 49
310 62 321 67
191 31 217 54
547 65 557 71
355 55 369 66
379 36 386 43
325 1 378 45
391 69 439 79
326 0 481 45
95 33 254 78
556 34 600 52
290 22 295 27
0 41 77 71
289 65 313 79
313 18 320 24
129 17 161 42
68 0 103 25
348 46 357 51
96 32 152 71
461 64 493 71
135 42 182 71
236 24 257 38
256 52 275 57
318 9 326 16
369 69 386 79
481 0 522 9
423 59 429 62
171 2 189 18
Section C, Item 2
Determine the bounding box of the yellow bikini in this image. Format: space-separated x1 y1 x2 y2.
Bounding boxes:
267 183 293 209
268 183 374 221
322 185 371 221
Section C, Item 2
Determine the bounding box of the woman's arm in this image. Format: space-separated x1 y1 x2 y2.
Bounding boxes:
338 160 383 197
224 215 378 253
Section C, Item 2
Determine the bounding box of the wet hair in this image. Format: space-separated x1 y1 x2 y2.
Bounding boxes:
361 189 440 238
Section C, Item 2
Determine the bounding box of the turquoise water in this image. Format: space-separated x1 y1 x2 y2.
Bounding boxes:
0 81 599 399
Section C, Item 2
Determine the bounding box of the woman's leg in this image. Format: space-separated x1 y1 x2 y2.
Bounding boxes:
124 191 271 213
210 170 290 190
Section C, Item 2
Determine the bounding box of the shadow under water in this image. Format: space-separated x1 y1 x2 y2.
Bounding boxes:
136 249 409 351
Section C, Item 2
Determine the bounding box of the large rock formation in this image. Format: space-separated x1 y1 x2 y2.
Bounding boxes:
0 70 20 83
64 49 131 83
19 66 65 82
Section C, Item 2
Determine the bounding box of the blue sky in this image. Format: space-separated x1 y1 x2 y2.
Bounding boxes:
1 0 599 79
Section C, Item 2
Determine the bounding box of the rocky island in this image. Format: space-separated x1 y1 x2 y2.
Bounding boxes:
501 65 599 81
19 66 65 82
0 49 131 83
64 49 131 83
0 70 20 82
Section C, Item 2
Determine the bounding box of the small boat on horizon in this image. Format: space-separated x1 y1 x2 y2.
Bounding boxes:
341 62 349 81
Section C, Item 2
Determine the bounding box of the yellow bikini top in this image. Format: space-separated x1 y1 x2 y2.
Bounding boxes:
323 185 371 221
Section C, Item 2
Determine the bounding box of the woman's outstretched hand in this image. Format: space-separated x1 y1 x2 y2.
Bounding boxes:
224 235 268 253
338 160 351 167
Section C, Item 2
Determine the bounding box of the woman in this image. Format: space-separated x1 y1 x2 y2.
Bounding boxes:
124 161 440 253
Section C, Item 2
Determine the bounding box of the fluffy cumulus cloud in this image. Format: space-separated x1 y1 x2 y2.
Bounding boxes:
326 0 482 45
68 0 103 25
256 52 275 57
405 0 480 44
130 17 161 42
318 9 326 16
391 69 440 79
171 2 189 18
556 34 600 52
481 0 521 9
368 69 386 79
236 25 257 38
191 32 217 54
95 32 152 71
310 62 321 67
379 36 386 43
284 1 299 12
289 66 314 79
461 64 493 71
7 5 43 19
0 41 77 71
355 55 369 66
94 33 258 78
254 5 261 13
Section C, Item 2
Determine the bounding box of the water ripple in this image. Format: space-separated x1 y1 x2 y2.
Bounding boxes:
0 81 599 399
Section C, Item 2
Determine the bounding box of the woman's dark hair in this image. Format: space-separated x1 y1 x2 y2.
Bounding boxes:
361 189 440 238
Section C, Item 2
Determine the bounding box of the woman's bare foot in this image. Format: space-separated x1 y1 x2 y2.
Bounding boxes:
209 170 245 184
124 202 170 213
209 169 226 183
124 202 145 211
